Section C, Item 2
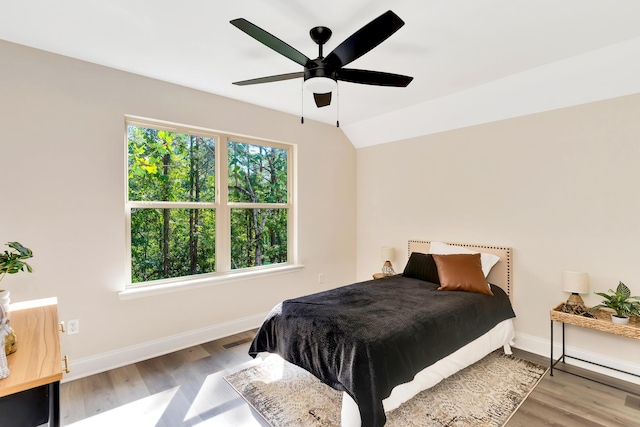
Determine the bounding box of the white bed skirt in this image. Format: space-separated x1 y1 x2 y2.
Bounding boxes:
340 318 516 427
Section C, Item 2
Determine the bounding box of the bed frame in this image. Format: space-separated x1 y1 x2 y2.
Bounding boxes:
340 240 515 426
407 240 513 300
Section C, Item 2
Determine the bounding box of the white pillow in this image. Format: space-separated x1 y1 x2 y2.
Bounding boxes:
428 241 500 278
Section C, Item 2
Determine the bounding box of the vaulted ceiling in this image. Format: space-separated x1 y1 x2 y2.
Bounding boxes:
2 1 640 147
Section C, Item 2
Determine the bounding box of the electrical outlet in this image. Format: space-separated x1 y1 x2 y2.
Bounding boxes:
67 319 80 335
318 273 324 284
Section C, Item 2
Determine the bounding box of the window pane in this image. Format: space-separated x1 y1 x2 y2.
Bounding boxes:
131 208 216 283
128 126 216 202
230 208 287 269
228 141 287 203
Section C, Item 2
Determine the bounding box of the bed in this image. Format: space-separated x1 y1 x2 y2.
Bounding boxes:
248 240 515 427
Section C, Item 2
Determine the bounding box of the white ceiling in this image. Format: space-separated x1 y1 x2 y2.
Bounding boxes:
2 1 640 147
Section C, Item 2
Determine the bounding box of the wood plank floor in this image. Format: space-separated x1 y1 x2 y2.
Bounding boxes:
60 331 640 426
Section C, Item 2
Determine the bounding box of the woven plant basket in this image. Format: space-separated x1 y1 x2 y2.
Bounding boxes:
551 304 640 340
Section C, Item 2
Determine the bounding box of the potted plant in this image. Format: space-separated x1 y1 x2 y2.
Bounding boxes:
0 242 33 282
0 242 33 355
0 242 34 310
589 281 640 325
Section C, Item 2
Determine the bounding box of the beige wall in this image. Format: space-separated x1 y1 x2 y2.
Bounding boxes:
357 94 640 373
0 40 356 374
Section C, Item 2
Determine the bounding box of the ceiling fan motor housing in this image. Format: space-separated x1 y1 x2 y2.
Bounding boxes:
304 59 337 82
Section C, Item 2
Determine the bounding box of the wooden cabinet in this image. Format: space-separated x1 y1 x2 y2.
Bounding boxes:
0 298 64 427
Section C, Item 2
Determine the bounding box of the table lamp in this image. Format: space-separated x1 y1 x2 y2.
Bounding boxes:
381 247 396 276
562 271 589 308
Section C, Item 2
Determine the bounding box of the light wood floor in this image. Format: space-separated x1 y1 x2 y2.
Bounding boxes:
60 330 640 426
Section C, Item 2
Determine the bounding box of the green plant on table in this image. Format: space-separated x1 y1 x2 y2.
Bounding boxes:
0 242 33 284
588 281 640 319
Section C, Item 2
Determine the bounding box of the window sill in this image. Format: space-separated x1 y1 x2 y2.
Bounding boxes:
118 264 305 301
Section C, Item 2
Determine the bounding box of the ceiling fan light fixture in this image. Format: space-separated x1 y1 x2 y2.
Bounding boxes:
303 77 337 93
231 11 413 109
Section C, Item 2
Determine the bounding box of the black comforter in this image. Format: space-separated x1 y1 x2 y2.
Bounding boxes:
248 275 515 427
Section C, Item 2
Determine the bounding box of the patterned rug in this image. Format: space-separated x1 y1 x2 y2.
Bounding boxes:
224 350 548 427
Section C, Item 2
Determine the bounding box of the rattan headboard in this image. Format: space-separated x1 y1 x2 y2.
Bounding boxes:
408 240 512 300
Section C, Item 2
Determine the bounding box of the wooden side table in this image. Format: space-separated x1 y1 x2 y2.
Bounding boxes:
0 298 66 427
373 273 398 279
550 303 640 393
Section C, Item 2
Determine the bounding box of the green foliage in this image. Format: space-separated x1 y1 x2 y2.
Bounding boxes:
589 281 640 318
228 141 287 204
228 141 288 269
0 242 34 283
130 208 216 282
128 125 218 283
230 208 287 269
128 126 216 202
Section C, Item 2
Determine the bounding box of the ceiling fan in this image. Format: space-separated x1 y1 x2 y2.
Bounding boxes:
230 10 413 109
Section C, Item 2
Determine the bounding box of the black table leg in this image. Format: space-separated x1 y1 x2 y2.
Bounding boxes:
561 323 565 363
50 381 60 427
550 320 554 376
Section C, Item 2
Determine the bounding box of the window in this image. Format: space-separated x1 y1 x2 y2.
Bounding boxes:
126 117 294 288
228 140 289 270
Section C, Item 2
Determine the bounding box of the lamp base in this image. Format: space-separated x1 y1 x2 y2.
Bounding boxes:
565 293 585 307
561 293 593 316
381 261 395 277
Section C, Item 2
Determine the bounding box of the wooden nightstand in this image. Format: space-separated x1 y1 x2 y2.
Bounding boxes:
373 273 398 279
0 298 66 427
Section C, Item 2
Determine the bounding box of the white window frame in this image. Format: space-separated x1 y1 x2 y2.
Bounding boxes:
121 116 298 298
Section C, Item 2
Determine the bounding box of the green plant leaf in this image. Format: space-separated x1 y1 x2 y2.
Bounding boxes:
0 242 34 283
616 281 631 299
588 304 607 313
594 292 613 300
8 241 32 257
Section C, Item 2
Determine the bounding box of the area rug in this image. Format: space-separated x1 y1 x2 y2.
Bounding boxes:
224 350 548 427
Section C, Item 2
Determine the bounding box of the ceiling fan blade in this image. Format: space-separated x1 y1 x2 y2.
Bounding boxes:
231 18 310 66
337 69 413 87
324 10 404 68
313 92 332 108
233 72 304 86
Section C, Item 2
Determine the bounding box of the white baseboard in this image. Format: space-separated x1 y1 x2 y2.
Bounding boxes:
62 312 268 383
513 332 640 386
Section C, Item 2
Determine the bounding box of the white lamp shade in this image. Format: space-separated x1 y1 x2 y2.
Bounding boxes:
562 271 589 294
381 247 395 262
303 77 337 93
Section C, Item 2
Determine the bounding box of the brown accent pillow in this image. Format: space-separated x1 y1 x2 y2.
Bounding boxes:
432 253 493 296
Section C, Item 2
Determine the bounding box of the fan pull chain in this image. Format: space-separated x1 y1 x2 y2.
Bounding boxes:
301 81 305 124
336 83 340 128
